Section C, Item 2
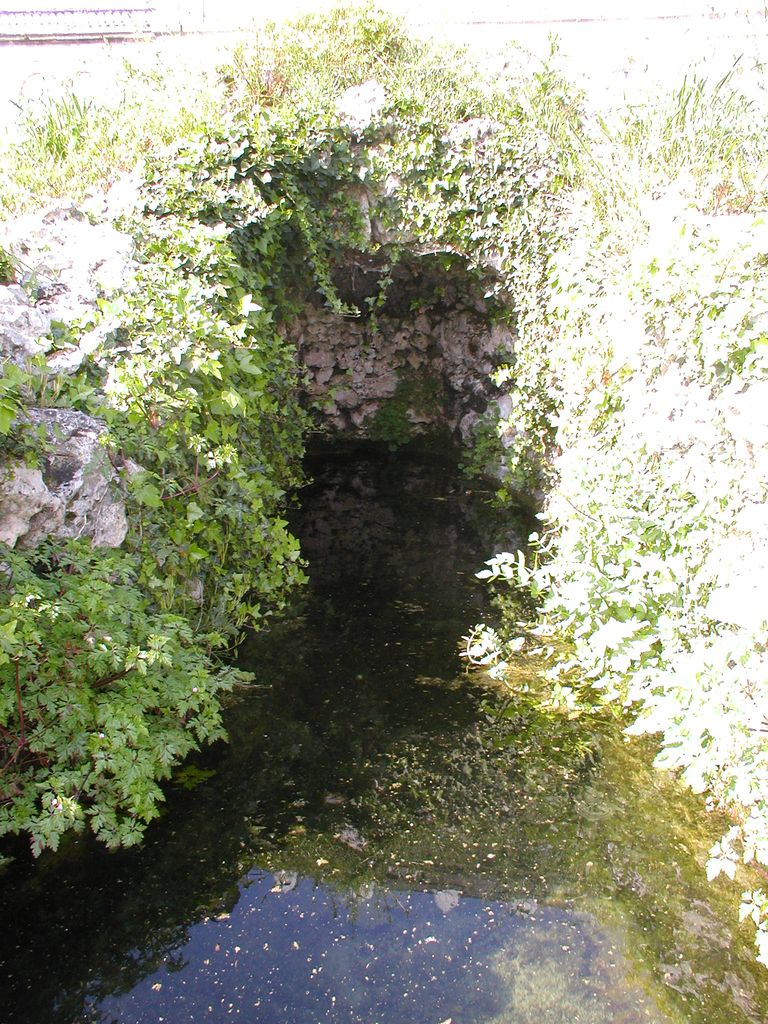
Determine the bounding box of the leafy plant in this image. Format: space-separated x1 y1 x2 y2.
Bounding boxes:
0 542 247 854
0 246 16 285
0 7 565 860
218 2 484 125
472 150 768 966
612 57 768 212
0 61 225 215
21 91 95 161
0 362 29 435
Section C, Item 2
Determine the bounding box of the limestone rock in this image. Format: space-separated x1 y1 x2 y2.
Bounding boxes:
81 169 144 224
271 870 299 893
291 264 513 442
434 889 461 914
335 80 386 132
347 183 373 246
335 825 367 851
0 467 59 546
0 284 53 364
0 201 135 372
0 408 129 549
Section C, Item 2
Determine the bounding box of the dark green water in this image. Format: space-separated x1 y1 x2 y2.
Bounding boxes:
0 445 766 1024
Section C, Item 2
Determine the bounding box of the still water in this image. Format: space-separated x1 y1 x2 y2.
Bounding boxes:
0 445 766 1024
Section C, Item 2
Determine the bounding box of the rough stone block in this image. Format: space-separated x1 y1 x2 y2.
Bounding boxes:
0 408 129 549
0 285 53 364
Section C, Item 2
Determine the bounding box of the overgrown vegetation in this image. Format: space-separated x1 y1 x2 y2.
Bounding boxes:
0 6 557 857
0 56 225 215
469 47 768 967
0 543 242 852
1 0 768 974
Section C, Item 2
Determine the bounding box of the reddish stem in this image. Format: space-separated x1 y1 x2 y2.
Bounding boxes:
91 668 131 690
160 468 221 501
14 659 25 747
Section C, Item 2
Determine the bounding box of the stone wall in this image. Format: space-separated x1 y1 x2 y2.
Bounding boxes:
0 409 131 549
0 200 137 549
288 254 516 444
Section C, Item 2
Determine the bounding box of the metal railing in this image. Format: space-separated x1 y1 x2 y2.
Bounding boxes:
0 4 158 39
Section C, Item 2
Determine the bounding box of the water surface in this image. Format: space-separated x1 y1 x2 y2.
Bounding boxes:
0 444 765 1024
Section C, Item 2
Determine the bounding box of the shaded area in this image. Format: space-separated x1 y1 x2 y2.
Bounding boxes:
0 444 766 1024
291 253 511 442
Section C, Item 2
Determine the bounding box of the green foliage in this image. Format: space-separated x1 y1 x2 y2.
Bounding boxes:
0 60 226 215
471 90 768 965
0 8 566 860
88 205 309 638
609 56 768 213
0 542 246 854
461 414 505 482
0 5 488 217
20 91 95 162
0 245 16 285
363 74 569 487
218 1 485 124
0 362 29 435
3 5 765 973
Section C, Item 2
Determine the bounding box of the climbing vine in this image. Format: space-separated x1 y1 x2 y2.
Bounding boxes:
0 10 562 858
470 143 768 965
4 6 764 975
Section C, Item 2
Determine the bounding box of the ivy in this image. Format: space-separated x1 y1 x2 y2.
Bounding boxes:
0 25 564 859
471 180 768 966
0 362 29 435
7 14 765 978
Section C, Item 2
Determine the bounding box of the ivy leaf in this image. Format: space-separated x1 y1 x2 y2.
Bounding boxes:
239 293 262 316
220 389 244 411
0 399 18 434
133 480 162 509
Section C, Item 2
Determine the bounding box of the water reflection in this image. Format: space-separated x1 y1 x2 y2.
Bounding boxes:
93 875 669 1024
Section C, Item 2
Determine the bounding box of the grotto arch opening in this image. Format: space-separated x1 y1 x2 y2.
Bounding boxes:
285 249 517 449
